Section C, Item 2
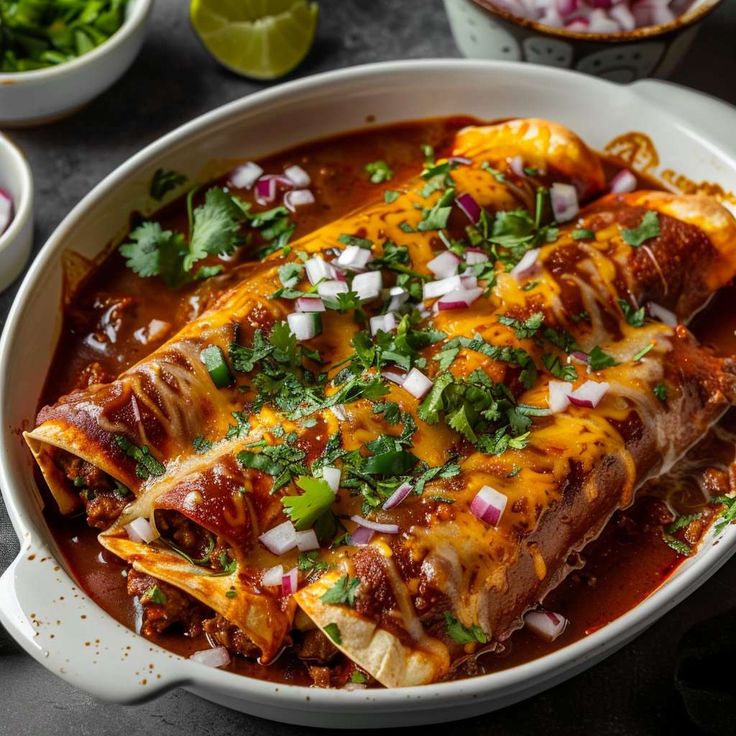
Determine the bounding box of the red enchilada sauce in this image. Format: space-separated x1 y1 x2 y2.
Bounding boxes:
39 117 735 684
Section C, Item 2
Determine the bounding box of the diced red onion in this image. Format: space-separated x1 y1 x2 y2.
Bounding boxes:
568 380 610 408
465 249 489 265
548 380 573 413
229 162 263 190
382 366 407 385
351 515 400 534
190 646 231 668
259 520 297 555
305 256 336 285
423 274 463 300
610 3 636 30
510 248 540 280
402 367 433 399
255 176 278 205
352 271 382 301
569 350 590 365
261 564 284 587
321 466 341 493
351 526 375 546
647 301 677 327
370 312 397 336
284 165 310 188
524 609 569 642
336 245 373 272
470 485 508 527
588 7 621 31
383 482 413 510
566 17 589 29
509 155 525 178
330 404 347 421
317 279 349 302
387 286 409 312
609 168 637 193
296 296 325 313
550 182 579 223
295 529 320 551
437 287 483 310
124 517 157 544
287 312 321 341
284 189 315 212
556 0 578 16
282 567 299 596
455 192 482 224
427 250 461 278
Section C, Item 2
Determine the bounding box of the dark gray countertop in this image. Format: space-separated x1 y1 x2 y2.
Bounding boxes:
2 0 735 733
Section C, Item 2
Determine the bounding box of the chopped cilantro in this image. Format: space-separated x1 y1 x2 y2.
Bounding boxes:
298 551 328 573
150 168 187 201
384 190 400 204
338 234 373 249
238 440 307 492
542 353 577 381
417 188 455 232
621 211 660 247
282 476 336 530
114 435 165 480
350 671 368 684
633 342 655 362
320 574 360 607
572 228 594 241
588 346 619 371
653 382 668 401
192 435 213 454
143 585 167 605
498 312 544 339
618 298 646 327
712 495 736 535
667 513 703 534
662 533 692 556
481 161 506 183
444 611 487 645
324 623 342 644
225 588 237 599
365 160 394 184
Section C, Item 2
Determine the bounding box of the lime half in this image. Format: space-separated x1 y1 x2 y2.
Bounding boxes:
190 0 319 81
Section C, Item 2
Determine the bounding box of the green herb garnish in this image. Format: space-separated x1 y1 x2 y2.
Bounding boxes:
621 211 660 247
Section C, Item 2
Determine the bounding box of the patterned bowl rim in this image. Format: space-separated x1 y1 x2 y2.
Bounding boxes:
470 0 723 43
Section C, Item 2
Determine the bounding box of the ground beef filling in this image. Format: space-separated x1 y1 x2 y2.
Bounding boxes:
58 454 128 529
127 569 206 638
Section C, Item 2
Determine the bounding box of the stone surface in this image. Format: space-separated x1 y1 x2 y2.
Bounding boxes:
1 0 735 733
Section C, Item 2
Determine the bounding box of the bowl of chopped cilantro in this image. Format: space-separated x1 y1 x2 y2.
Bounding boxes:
0 0 152 126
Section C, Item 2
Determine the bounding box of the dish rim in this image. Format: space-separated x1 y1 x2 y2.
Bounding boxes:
1 59 736 712
0 0 152 84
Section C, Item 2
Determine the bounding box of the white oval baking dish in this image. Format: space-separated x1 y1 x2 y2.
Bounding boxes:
1 60 736 729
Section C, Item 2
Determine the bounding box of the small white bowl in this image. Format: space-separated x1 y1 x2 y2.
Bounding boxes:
0 133 33 292
0 0 153 127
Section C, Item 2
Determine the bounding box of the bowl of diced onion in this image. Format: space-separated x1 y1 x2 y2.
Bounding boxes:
444 0 722 82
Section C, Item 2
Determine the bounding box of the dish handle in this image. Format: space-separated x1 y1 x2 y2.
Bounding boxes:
0 540 192 704
631 79 736 159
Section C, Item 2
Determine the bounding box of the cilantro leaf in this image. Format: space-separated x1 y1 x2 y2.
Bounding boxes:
320 574 360 607
618 298 646 327
119 222 189 288
621 211 660 247
542 353 577 381
653 382 668 401
444 611 487 645
114 435 165 480
150 168 187 201
298 551 328 573
324 623 342 644
572 228 594 241
282 476 336 530
384 190 400 204
184 188 244 270
499 312 544 339
588 345 619 371
365 160 394 184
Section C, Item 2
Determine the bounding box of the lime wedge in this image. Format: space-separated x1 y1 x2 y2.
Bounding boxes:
190 0 318 81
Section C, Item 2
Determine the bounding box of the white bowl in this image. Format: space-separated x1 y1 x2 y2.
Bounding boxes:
1 60 736 728
0 0 153 127
0 132 33 291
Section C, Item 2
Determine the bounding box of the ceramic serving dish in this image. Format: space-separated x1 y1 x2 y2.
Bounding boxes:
0 0 153 127
1 60 736 729
444 0 723 82
0 132 33 291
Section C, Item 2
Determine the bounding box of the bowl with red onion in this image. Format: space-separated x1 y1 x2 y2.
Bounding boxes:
0 132 33 292
444 0 722 81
